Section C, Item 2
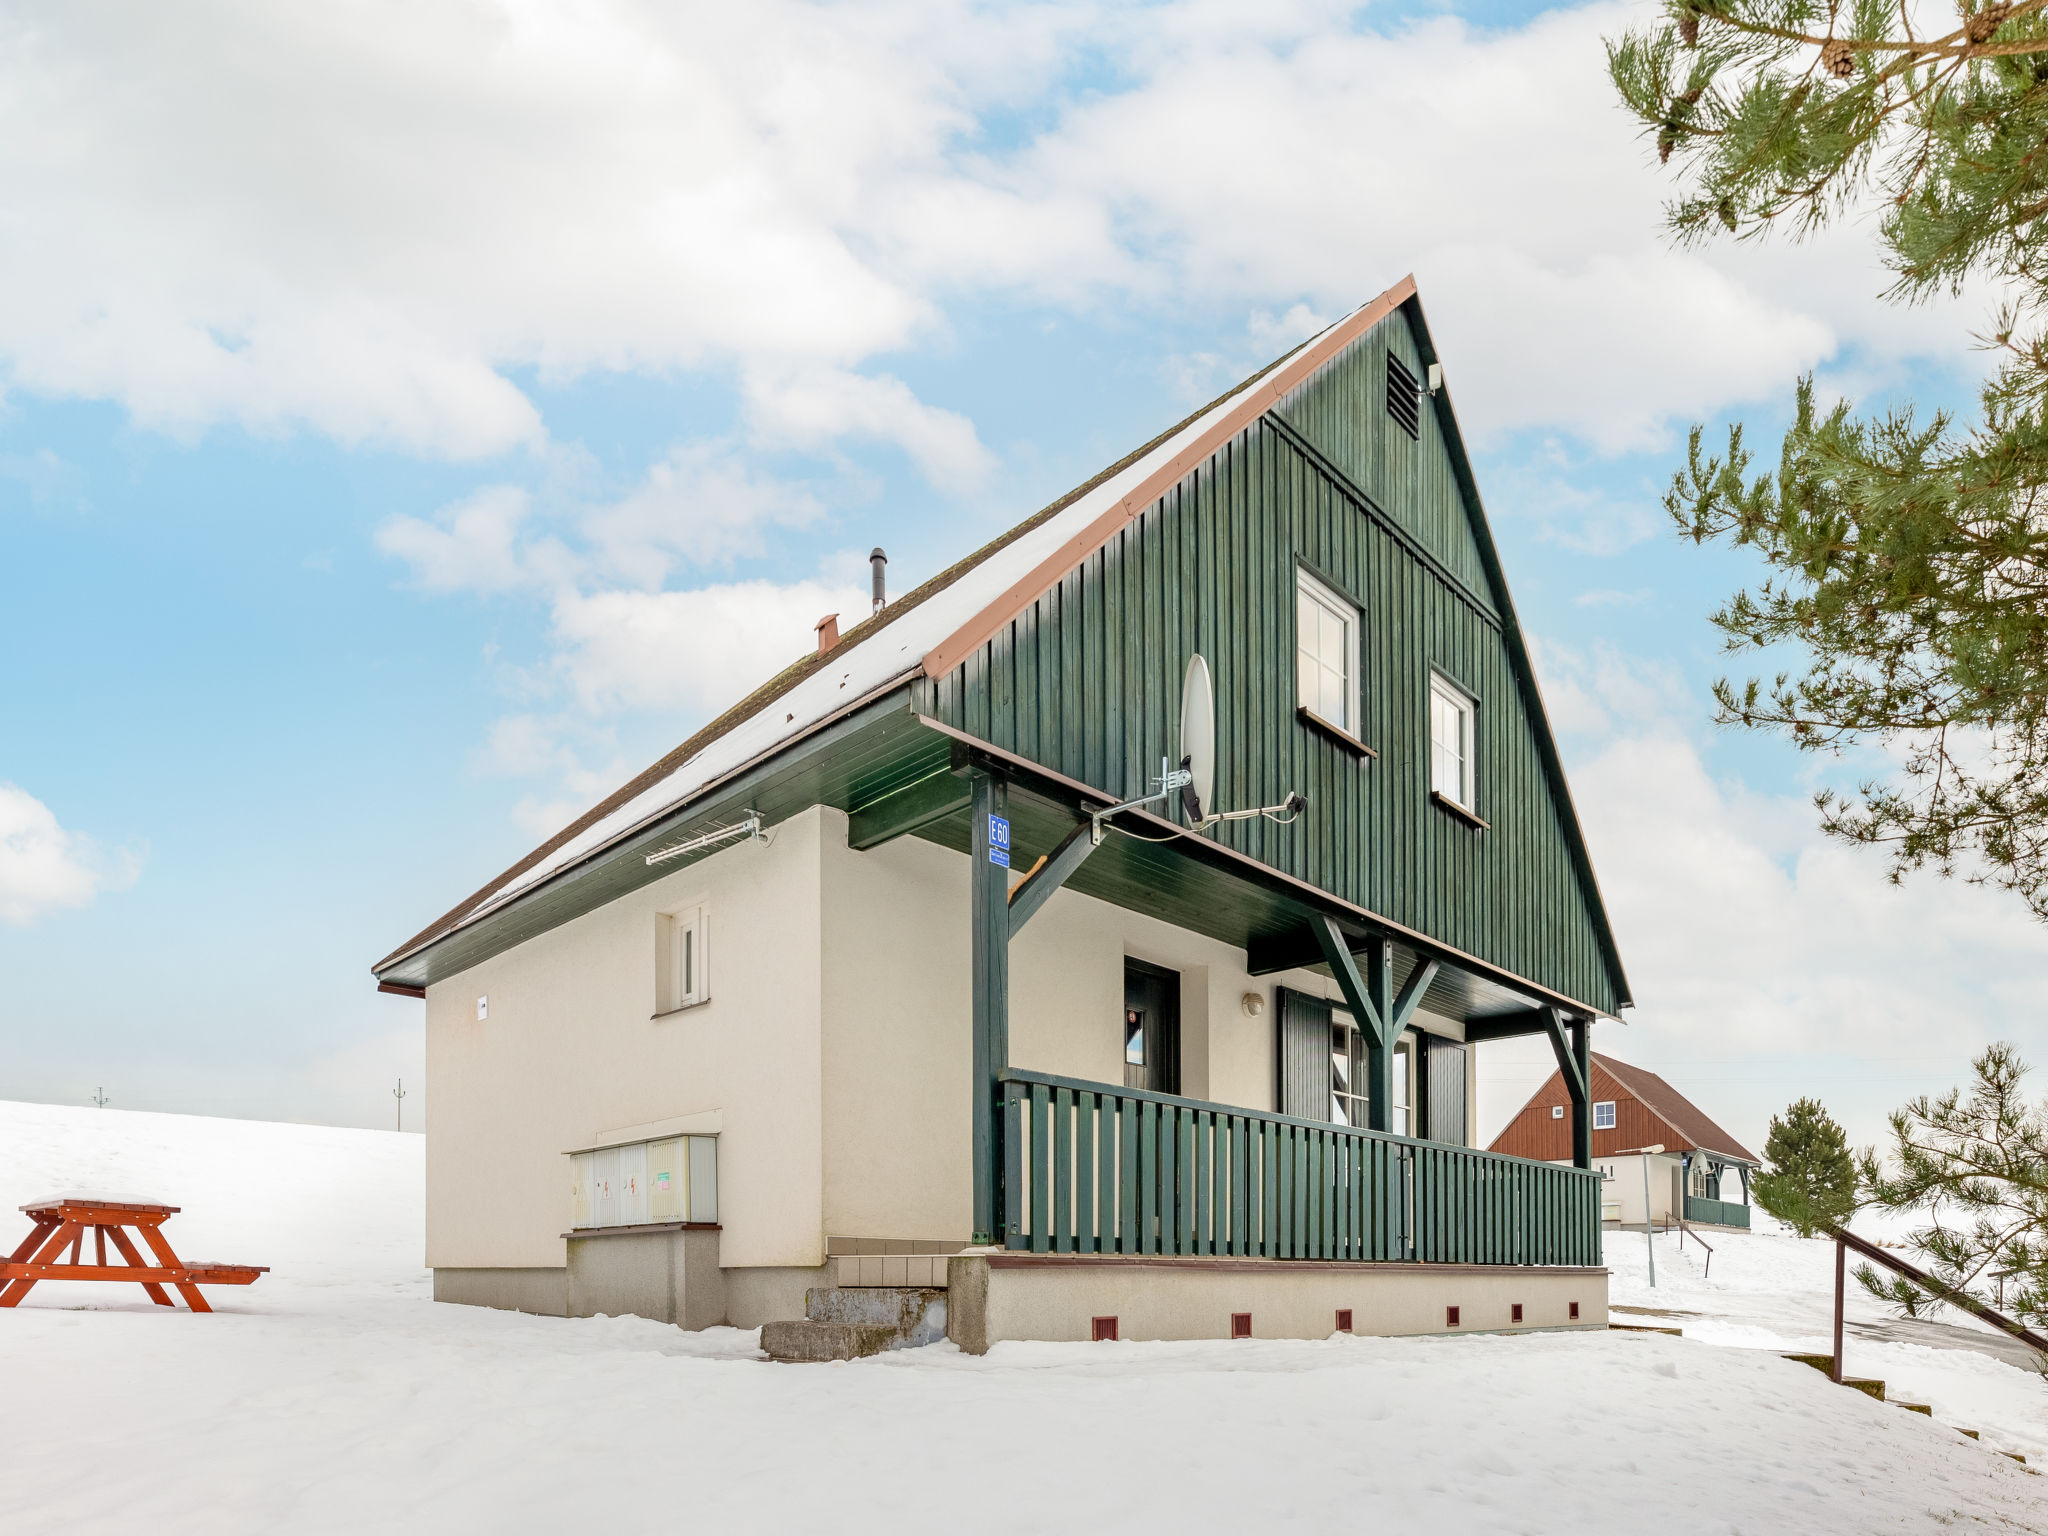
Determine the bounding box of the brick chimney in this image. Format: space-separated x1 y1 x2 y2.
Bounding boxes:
814 613 840 655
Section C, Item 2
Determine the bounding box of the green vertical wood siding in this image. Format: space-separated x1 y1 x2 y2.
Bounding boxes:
1275 313 1491 599
922 311 1622 1016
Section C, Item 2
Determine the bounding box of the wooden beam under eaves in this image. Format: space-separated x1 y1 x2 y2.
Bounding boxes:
846 769 971 850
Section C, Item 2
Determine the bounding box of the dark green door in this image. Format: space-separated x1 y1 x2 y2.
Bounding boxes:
1123 959 1181 1094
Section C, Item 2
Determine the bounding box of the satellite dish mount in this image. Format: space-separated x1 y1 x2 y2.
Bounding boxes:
1090 654 1306 845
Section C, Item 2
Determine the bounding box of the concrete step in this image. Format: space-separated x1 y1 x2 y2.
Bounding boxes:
802 1285 946 1344
1781 1354 1886 1400
760 1320 895 1363
760 1287 948 1363
1896 1401 1933 1416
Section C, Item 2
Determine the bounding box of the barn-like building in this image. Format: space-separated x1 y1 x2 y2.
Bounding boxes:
1490 1054 1757 1230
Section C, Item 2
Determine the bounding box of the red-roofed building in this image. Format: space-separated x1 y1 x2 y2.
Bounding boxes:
1489 1054 1759 1230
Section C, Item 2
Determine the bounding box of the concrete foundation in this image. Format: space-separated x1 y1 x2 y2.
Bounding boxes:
722 1264 828 1328
946 1254 1608 1353
565 1225 725 1329
432 1243 824 1330
433 1266 570 1316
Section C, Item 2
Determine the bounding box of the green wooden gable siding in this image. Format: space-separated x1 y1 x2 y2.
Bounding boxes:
918 322 1621 1016
1275 311 1491 603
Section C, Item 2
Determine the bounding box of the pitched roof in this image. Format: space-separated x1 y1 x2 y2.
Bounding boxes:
373 274 1631 1011
374 279 1421 977
1593 1053 1759 1164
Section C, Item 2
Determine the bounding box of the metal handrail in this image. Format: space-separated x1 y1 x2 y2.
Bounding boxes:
1676 1217 1714 1280
1826 1224 2048 1384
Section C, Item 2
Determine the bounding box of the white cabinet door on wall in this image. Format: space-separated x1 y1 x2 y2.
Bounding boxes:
594 1146 620 1228
566 1135 719 1230
617 1141 648 1227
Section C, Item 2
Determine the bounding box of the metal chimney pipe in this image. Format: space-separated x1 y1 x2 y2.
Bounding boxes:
870 547 888 614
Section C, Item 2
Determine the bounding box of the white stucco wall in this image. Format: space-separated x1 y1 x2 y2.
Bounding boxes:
424 803 1475 1275
1591 1152 1683 1227
423 807 826 1272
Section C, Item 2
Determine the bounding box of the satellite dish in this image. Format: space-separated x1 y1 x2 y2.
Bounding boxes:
1179 653 1214 824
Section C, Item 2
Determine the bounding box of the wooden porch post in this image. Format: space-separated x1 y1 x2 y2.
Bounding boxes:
1570 1015 1592 1171
1363 936 1395 1134
969 769 1010 1246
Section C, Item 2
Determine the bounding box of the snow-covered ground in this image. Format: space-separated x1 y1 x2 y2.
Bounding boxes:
3 1099 2045 1534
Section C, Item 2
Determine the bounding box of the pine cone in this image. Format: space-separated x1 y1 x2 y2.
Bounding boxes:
1680 11 1700 44
1822 39 1856 78
1966 5 2009 43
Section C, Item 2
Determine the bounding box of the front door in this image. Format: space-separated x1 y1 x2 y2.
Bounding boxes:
1122 959 1181 1094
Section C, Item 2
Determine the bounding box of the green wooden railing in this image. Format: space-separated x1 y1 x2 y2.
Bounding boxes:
998 1069 1602 1265
1683 1195 1751 1229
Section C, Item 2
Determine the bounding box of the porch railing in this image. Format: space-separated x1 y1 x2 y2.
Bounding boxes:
998 1068 1602 1266
1683 1195 1750 1229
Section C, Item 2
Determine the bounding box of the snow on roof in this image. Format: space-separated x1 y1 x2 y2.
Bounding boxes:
1595 1055 1761 1166
376 284 1414 974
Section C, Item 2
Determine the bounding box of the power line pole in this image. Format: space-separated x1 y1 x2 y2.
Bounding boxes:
393 1078 407 1132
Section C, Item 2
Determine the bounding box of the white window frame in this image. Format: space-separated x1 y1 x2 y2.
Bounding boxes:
657 905 709 1015
1593 1100 1616 1131
1296 567 1360 734
1429 672 1477 809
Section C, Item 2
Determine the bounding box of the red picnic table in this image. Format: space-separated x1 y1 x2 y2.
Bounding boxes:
0 1197 267 1312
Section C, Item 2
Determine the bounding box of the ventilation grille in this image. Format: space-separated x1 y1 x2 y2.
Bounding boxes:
1386 353 1421 439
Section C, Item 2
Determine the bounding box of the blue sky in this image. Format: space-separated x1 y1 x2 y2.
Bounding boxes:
1 0 2037 1150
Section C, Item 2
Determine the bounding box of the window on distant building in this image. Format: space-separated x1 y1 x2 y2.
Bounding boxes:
1297 568 1360 734
1550 1105 1564 1120
1429 673 1476 809
657 906 709 1014
1593 1100 1616 1131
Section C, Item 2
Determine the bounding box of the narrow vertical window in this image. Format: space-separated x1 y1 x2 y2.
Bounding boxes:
1428 674 1476 810
657 906 710 1013
1297 568 1359 733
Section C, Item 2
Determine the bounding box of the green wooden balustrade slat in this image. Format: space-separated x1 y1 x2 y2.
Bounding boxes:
995 1071 1601 1269
1030 1082 1050 1254
1053 1087 1074 1255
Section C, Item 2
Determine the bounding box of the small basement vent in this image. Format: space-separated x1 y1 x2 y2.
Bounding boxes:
1386 352 1422 440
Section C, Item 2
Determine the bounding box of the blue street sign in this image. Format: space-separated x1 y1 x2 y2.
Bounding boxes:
988 814 1011 867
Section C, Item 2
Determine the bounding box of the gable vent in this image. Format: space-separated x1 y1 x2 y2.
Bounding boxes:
1386 352 1421 440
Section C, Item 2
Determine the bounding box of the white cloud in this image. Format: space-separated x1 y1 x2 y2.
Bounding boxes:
375 485 542 593
583 444 827 586
0 784 136 925
0 0 1983 469
742 369 994 494
551 577 869 717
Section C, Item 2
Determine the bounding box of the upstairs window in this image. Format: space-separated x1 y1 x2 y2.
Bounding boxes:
1386 353 1421 439
657 906 709 1014
1296 568 1359 733
1593 1101 1617 1131
1429 673 1476 809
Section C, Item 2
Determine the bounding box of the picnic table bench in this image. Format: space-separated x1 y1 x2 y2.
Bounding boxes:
0 1197 267 1312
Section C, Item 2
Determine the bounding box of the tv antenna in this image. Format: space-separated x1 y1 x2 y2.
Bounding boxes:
645 812 767 867
1091 654 1306 845
393 1078 407 1132
91 1087 109 1109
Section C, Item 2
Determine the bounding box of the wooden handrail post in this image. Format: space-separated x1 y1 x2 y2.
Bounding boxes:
1831 1235 1845 1385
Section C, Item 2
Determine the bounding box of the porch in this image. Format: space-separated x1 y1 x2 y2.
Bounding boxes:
937 728 1613 1316
1000 1069 1601 1266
